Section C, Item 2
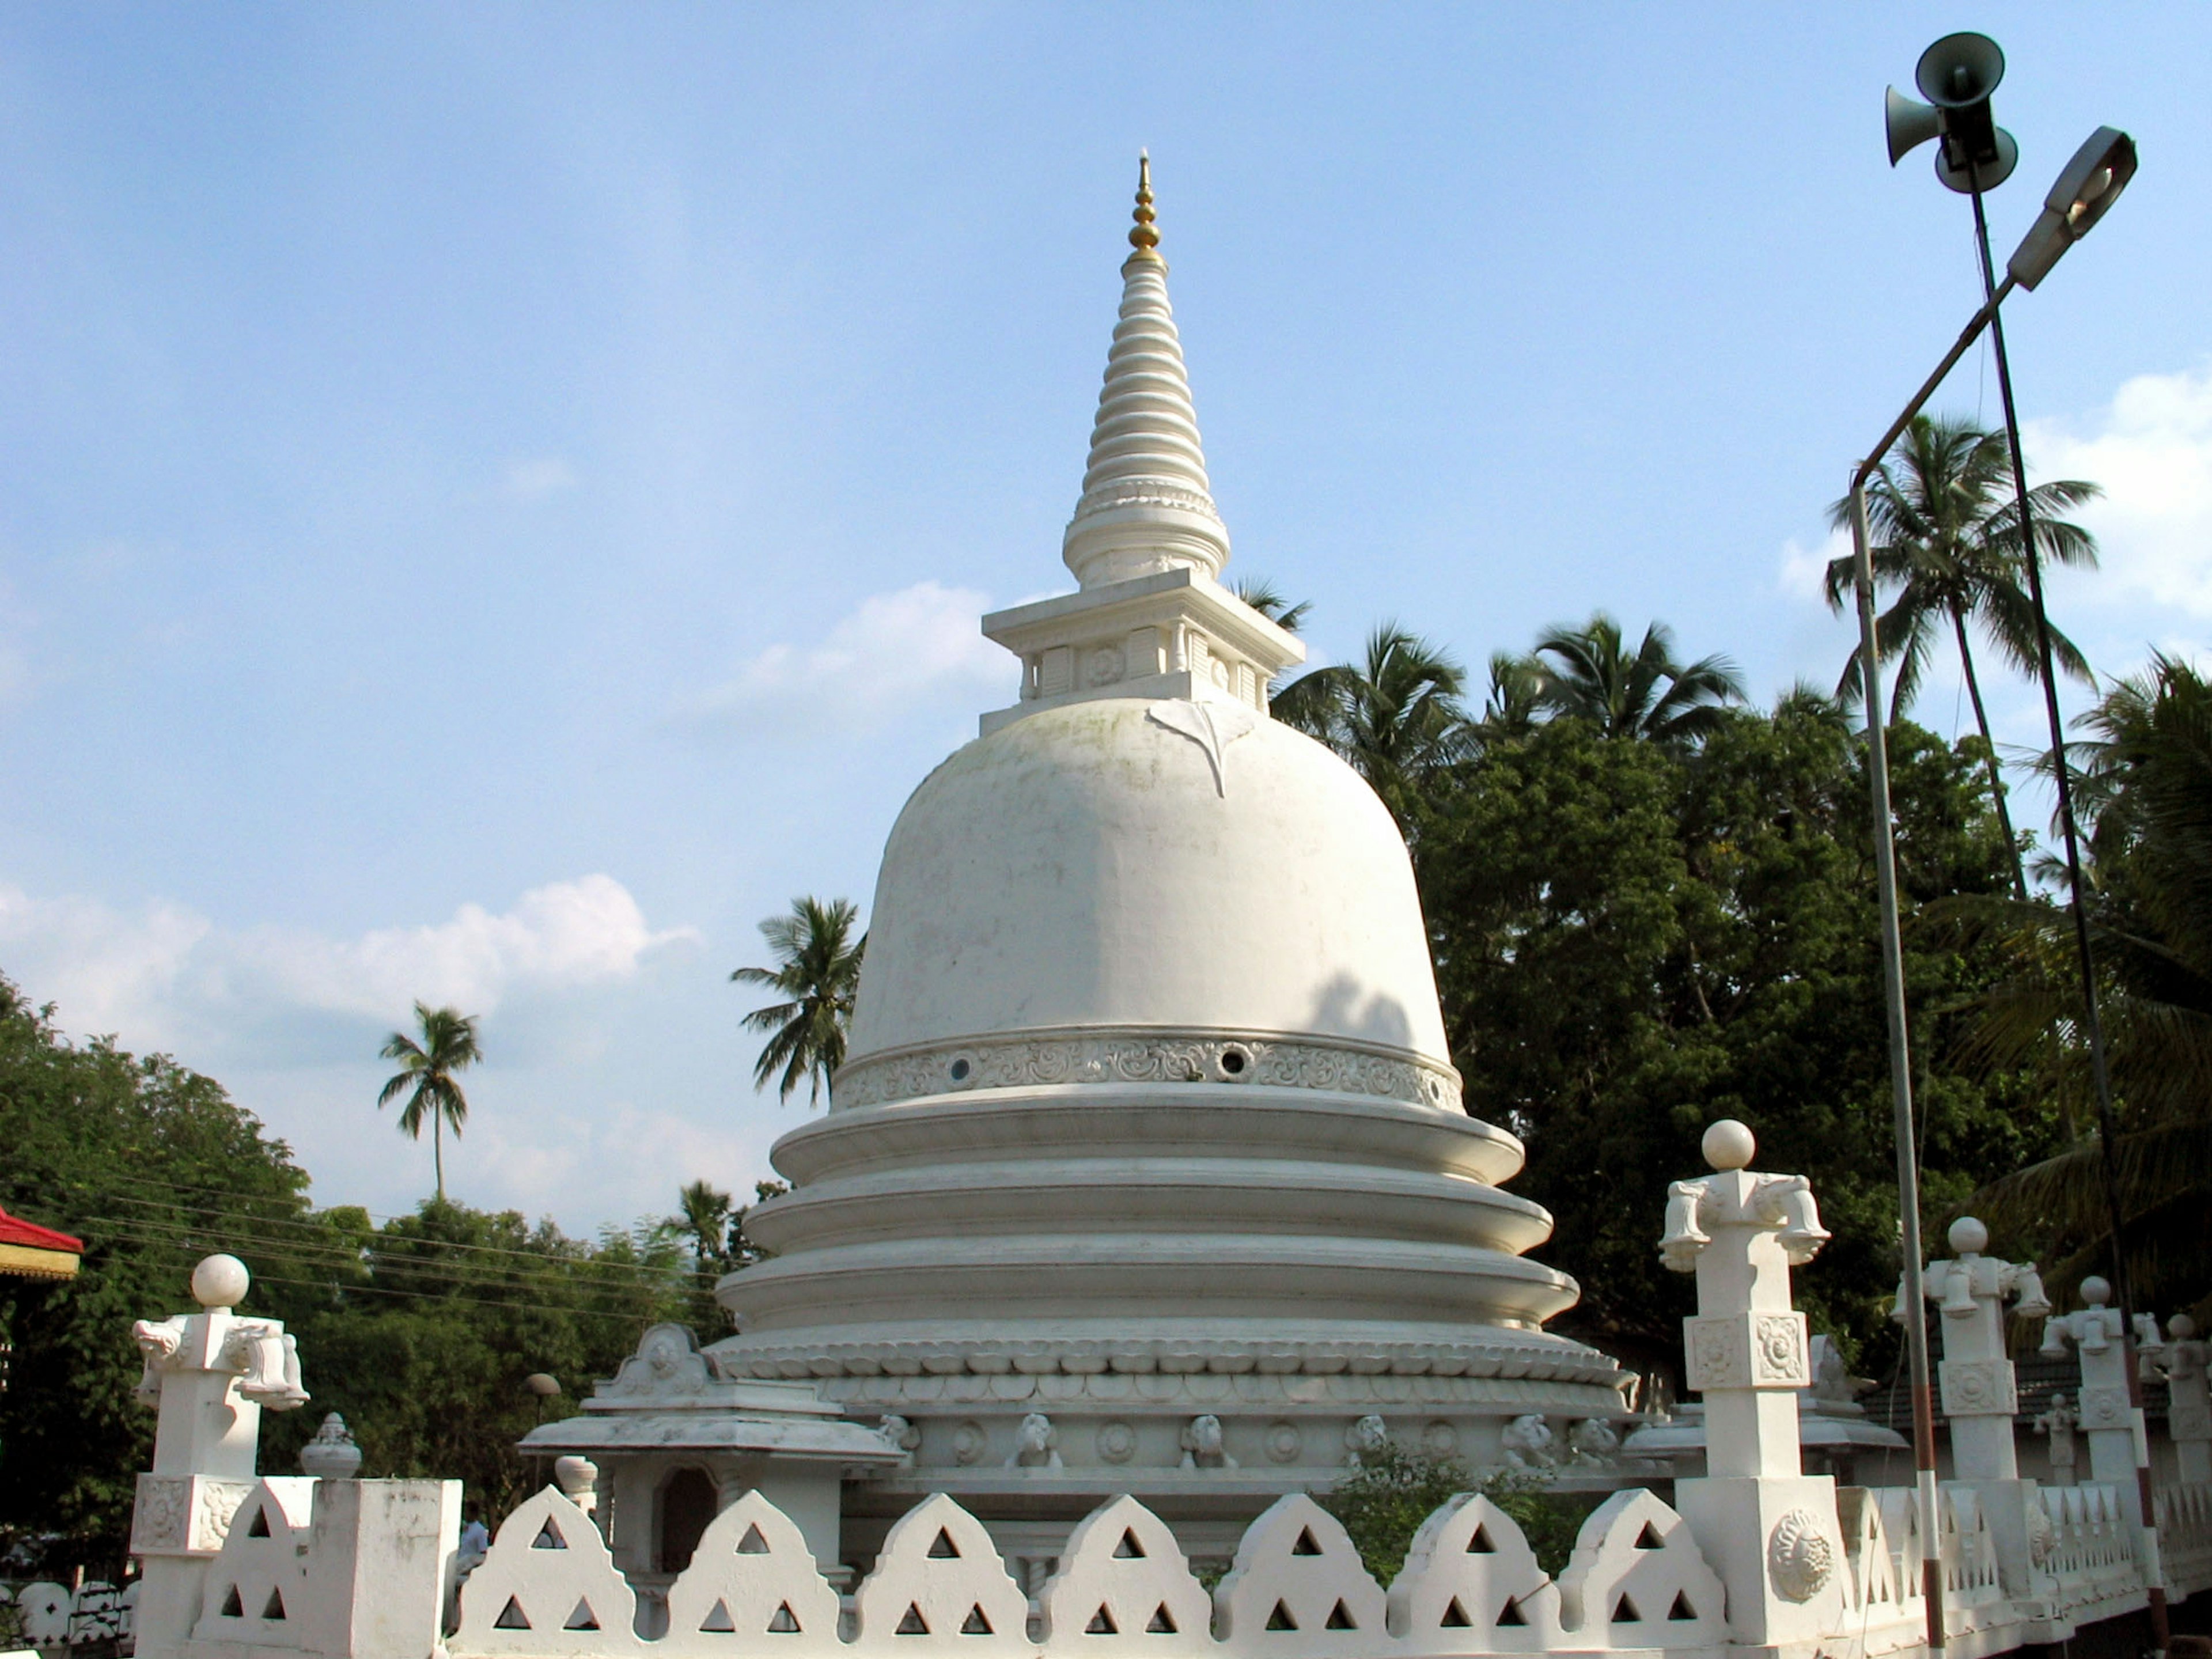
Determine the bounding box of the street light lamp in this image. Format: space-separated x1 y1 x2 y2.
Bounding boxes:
1853 33 2159 1656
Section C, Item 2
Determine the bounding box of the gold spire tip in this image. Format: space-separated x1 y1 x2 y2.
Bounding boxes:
1128 151 1160 253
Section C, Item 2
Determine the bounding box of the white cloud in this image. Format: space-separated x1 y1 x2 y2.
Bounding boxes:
2024 363 2212 618
0 874 698 1053
501 456 578 498
240 874 698 1021
679 579 1010 733
0 884 211 1042
1778 527 1850 604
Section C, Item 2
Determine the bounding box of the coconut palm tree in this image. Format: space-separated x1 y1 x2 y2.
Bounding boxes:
1525 613 1744 746
1231 577 1312 635
1821 413 2102 898
662 1179 733 1277
1476 652 1545 743
1270 622 1474 832
376 1002 483 1203
733 896 866 1107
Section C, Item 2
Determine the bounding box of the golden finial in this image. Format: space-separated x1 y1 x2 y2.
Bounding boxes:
1128 150 1160 254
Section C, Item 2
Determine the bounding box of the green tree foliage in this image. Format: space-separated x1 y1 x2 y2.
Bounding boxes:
377 1002 484 1202
0 978 313 1568
1271 623 1475 835
0 978 704 1567
267 1202 689 1520
733 897 866 1105
1316 1442 1586 1581
1955 655 2212 1317
1522 613 1746 747
1418 695 2060 1374
1821 413 2101 898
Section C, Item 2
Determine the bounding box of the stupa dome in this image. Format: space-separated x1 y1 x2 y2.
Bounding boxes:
711 161 1624 1526
842 698 1453 1103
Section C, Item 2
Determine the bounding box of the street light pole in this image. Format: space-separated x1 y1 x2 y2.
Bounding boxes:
1849 477 1944 1649
1881 37 2156 1646
1843 275 2010 1649
1963 178 2171 1652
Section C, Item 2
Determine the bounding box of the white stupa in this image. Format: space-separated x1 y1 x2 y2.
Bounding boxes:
709 159 1627 1563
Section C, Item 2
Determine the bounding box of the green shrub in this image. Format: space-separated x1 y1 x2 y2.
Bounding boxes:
1316 1442 1589 1582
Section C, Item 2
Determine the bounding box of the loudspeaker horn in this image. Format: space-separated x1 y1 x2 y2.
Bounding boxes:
1885 86 1942 167
1934 125 2018 194
1914 31 2006 109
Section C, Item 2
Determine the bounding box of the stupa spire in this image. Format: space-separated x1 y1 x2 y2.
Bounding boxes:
1062 154 1230 589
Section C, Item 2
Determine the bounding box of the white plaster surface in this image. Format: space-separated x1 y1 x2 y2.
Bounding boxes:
844 700 1450 1065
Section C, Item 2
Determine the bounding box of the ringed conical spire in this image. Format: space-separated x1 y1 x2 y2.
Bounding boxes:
1062 154 1229 589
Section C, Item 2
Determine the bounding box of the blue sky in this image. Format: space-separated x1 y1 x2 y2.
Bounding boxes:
3 6 2208 1233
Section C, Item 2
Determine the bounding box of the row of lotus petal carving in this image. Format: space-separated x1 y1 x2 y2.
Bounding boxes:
834 1030 1463 1112
819 1371 1629 1412
1071 480 1225 524
712 1335 1619 1385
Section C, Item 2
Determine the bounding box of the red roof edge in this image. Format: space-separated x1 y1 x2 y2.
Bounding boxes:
0 1204 84 1253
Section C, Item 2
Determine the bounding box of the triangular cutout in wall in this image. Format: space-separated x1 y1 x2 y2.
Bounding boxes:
245 1506 272 1539
1146 1604 1177 1634
218 1586 244 1620
1612 1592 1643 1624
927 1528 960 1559
960 1604 993 1635
261 1589 286 1622
1633 1521 1666 1551
1086 1605 1118 1635
1113 1529 1146 1559
1440 1598 1472 1628
1498 1596 1528 1627
1291 1527 1323 1557
493 1598 530 1631
1668 1591 1699 1622
1266 1601 1298 1632
737 1522 771 1555
565 1599 601 1631
897 1605 930 1635
768 1603 802 1634
532 1518 566 1551
1324 1600 1357 1631
1466 1524 1496 1554
699 1600 736 1633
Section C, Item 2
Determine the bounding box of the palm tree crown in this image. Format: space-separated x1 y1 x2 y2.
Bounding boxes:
377 1002 483 1203
1821 413 2101 897
1270 622 1474 832
1524 613 1745 745
1230 577 1311 635
733 896 866 1107
666 1179 734 1275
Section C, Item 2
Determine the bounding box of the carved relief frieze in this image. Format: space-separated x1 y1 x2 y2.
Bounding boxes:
1070 480 1225 527
2075 1383 2130 1431
130 1474 253 1557
834 1027 1463 1113
1767 1508 1838 1602
1938 1356 2020 1418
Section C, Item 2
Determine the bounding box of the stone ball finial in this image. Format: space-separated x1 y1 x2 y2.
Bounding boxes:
2172 1315 2198 1340
191 1253 251 1310
1948 1217 1990 1256
2080 1275 2112 1307
1702 1119 1756 1171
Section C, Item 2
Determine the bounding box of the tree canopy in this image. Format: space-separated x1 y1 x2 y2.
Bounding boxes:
0 978 707 1571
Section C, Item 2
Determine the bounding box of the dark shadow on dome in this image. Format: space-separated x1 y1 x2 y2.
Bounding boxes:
1302 972 1419 1053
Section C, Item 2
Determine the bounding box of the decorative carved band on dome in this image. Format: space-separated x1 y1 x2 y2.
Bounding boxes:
1069 480 1226 527
833 1027 1464 1113
710 1334 1623 1391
